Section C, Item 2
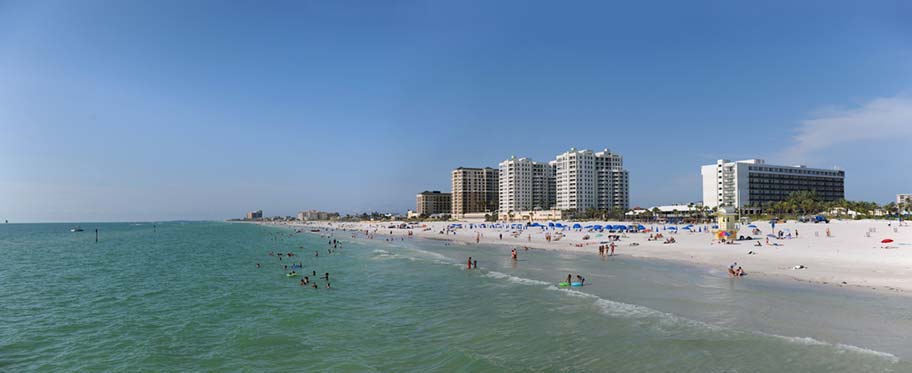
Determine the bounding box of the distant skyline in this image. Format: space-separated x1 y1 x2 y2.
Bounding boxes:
1 1 911 222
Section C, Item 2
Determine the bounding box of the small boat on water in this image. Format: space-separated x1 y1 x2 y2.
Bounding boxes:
310 229 320 233
70 226 84 232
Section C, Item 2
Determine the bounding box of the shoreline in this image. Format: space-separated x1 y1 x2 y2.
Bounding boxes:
258 219 912 297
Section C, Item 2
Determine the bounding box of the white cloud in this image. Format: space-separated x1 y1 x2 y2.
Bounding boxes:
784 95 912 160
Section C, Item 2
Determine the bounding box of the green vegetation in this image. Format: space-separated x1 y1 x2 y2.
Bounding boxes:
741 191 906 220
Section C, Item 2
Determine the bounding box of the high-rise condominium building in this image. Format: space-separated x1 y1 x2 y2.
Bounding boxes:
498 156 556 213
451 167 499 216
415 191 452 215
554 148 629 211
701 159 845 209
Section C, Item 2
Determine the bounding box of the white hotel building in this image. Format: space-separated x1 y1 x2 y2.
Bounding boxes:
498 156 556 213
553 148 629 211
701 159 845 209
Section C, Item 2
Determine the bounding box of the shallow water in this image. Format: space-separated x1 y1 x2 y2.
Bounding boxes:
1 222 910 372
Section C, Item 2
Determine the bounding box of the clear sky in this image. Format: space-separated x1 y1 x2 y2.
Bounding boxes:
1 1 910 222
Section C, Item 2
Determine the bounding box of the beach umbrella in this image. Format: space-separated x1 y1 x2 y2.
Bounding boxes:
721 231 730 236
668 226 677 230
682 226 692 230
767 234 777 238
548 222 555 227
593 225 603 230
572 223 582 229
748 224 758 228
882 239 894 244
637 224 646 230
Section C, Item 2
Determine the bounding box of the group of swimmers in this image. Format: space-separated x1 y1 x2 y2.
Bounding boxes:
728 262 746 277
299 271 332 289
566 273 586 285
260 241 337 289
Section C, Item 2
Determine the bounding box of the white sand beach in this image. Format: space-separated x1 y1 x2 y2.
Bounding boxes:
279 219 912 294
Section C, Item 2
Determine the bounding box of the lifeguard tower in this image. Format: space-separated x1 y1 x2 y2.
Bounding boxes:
715 206 738 241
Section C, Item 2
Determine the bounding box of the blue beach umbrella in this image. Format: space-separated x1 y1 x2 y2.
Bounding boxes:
748 224 758 228
572 223 582 229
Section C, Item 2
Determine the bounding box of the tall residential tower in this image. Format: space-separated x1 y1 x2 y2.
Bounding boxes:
498 156 556 213
451 167 499 217
553 148 629 211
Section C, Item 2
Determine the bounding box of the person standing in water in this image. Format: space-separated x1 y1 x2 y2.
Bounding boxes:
467 257 472 269
473 260 477 269
566 273 572 284
511 248 517 260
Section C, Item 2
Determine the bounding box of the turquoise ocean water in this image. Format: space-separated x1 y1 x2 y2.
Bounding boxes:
2 221 911 372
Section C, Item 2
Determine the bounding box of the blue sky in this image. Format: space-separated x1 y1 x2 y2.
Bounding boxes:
1 0 910 222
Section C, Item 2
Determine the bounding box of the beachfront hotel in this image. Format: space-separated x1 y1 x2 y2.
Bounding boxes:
297 210 340 221
415 191 452 215
245 210 263 220
498 156 556 213
553 148 630 211
451 167 499 217
898 194 912 205
701 159 845 209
